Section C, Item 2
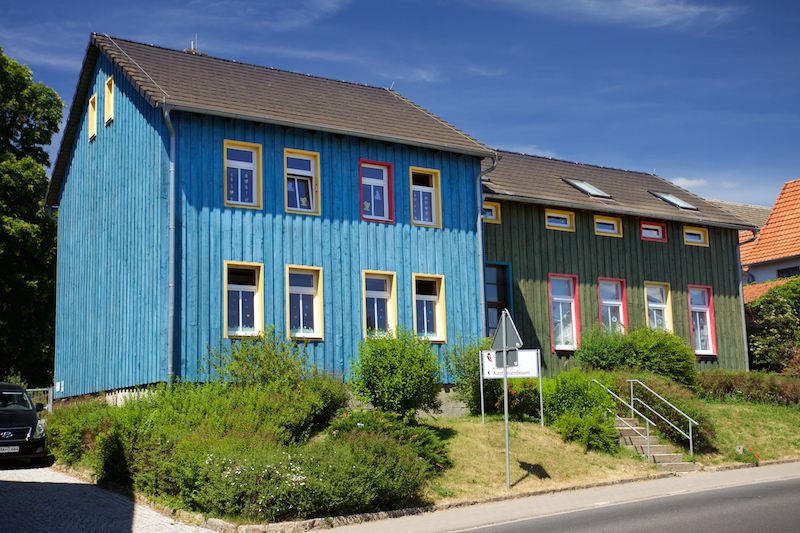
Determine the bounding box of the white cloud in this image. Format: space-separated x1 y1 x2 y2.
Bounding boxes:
496 143 559 159
672 177 709 188
180 0 352 31
721 181 740 189
467 65 506 77
484 0 742 29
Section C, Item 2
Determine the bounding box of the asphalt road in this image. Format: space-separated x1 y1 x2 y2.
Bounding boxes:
465 476 800 533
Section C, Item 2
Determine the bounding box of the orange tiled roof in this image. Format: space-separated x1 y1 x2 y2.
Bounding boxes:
741 179 800 266
743 277 799 304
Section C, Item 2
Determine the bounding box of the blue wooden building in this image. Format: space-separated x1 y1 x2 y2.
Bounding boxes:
45 34 495 397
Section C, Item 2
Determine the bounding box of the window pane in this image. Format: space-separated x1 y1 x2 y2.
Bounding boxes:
287 178 298 209
646 286 665 305
412 172 431 187
690 289 707 307
686 232 703 243
547 215 569 228
412 190 422 222
487 308 500 336
692 310 709 351
420 190 432 222
597 221 616 233
296 178 311 210
602 305 622 329
372 186 385 218
289 293 301 332
551 278 572 298
240 169 253 204
362 184 372 216
416 279 437 296
228 290 240 331
229 268 256 286
485 266 498 284
227 167 239 202
362 166 384 180
600 281 620 301
486 284 499 302
365 278 386 292
240 290 254 331
287 157 311 172
424 301 435 336
650 308 666 330
642 226 662 239
227 148 253 163
366 297 387 331
416 299 426 335
553 301 573 346
289 272 314 288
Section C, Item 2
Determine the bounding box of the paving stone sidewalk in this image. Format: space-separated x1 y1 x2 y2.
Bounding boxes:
0 464 214 533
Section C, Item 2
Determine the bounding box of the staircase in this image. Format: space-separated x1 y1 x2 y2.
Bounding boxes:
615 417 697 473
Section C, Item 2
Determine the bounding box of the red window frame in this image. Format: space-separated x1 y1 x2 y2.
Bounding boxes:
548 273 580 352
359 159 394 223
597 277 627 330
640 221 667 242
687 285 716 356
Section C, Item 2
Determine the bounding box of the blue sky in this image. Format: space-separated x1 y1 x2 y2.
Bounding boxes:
2 0 798 207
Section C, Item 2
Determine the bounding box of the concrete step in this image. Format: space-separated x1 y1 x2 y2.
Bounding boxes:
650 453 685 464
657 462 699 473
617 427 650 437
620 435 661 446
615 417 638 428
623 444 671 455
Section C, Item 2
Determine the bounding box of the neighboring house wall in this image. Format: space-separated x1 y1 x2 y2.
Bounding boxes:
172 112 484 382
483 201 747 376
54 54 170 396
747 257 800 284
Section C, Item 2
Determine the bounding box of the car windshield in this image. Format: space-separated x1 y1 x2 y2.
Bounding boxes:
0 391 33 410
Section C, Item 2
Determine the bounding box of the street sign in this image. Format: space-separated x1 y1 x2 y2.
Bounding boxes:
490 309 523 352
481 350 540 379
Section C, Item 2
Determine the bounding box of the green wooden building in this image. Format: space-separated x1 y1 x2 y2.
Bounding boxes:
481 151 757 377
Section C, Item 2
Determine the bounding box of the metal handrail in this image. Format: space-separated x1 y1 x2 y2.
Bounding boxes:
26 387 53 413
628 380 699 456
590 379 655 462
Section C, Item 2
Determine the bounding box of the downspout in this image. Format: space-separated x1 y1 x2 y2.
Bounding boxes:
162 104 176 389
46 206 58 221
737 229 759 372
477 153 498 338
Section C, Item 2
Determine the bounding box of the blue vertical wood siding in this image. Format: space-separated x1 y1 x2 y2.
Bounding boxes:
54 55 170 397
173 114 484 383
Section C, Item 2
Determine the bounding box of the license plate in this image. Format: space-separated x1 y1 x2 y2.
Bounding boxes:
0 446 20 453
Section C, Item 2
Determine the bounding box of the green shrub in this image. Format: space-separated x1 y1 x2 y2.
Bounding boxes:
554 410 618 454
695 370 800 405
93 426 131 484
573 325 633 370
207 326 310 384
46 398 113 464
351 327 442 419
576 325 697 388
746 279 800 372
443 335 500 415
328 409 451 471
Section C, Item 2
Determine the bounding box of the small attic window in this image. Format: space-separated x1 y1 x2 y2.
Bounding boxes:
650 191 698 210
562 178 611 199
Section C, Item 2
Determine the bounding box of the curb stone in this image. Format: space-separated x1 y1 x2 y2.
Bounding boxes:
49 458 800 532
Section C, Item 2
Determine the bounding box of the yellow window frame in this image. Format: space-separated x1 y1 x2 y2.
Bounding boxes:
594 215 623 237
88 93 97 141
410 167 442 228
223 260 264 339
362 270 398 338
284 148 321 216
286 265 324 341
545 208 575 232
483 201 501 224
223 140 263 209
412 273 447 343
683 226 709 247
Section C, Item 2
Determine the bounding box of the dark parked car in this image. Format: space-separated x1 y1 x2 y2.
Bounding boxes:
0 382 46 462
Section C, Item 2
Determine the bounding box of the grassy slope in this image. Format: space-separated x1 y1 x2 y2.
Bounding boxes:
420 402 800 504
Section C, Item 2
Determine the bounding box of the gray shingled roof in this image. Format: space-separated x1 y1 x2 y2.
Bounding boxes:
482 151 755 230
703 198 772 229
46 34 493 207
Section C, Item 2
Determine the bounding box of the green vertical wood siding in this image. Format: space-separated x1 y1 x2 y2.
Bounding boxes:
484 201 746 377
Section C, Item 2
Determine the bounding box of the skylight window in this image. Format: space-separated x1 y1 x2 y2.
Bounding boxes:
650 191 697 210
562 178 611 198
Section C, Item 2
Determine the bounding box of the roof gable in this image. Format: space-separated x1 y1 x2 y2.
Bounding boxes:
482 151 754 229
741 179 800 265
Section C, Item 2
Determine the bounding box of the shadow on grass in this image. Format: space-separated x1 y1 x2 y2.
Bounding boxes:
513 460 551 487
425 424 457 442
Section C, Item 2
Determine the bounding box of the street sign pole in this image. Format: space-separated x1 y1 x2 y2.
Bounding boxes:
480 345 486 425
503 320 510 488
538 349 544 428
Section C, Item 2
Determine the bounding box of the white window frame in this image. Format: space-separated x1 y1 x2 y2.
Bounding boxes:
545 209 575 232
410 168 441 228
361 162 392 222
285 149 320 215
594 215 623 237
363 270 397 337
412 274 446 342
689 286 715 355
645 282 672 331
598 278 626 331
224 140 262 209
286 265 323 340
549 274 579 350
224 261 264 338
